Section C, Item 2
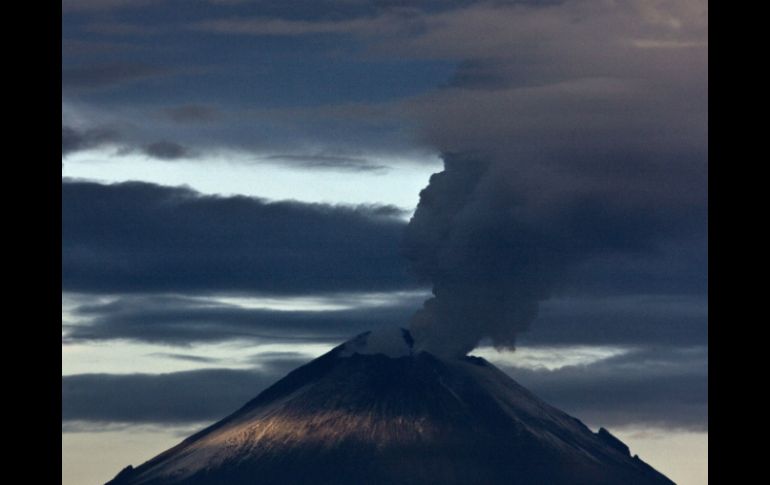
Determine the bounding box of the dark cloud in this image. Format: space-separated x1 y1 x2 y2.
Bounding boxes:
62 0 155 13
62 0 706 166
445 59 514 90
62 365 304 425
162 104 221 123
62 178 704 348
62 38 141 57
83 21 166 36
62 290 705 348
62 63 170 90
64 294 421 344
62 180 416 295
242 350 311 364
61 3 455 160
142 140 191 160
264 154 390 173
62 345 705 431
522 295 707 347
191 1 565 27
145 352 223 364
63 1 557 17
503 346 708 431
563 238 708 297
62 125 121 157
62 125 195 161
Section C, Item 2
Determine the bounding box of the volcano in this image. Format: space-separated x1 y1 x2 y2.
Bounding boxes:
106 328 675 485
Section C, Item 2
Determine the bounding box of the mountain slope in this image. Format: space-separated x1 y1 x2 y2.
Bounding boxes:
106 329 675 485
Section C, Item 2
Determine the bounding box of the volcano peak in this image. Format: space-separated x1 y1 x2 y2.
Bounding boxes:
340 327 415 358
106 331 675 485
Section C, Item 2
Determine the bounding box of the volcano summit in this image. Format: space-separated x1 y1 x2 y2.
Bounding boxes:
106 328 675 485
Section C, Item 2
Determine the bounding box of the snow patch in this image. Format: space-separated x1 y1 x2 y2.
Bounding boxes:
340 327 413 358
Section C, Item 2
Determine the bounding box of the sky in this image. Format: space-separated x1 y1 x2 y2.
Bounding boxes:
61 1 707 484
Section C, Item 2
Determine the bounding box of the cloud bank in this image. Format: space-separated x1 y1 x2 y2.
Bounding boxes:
62 180 415 295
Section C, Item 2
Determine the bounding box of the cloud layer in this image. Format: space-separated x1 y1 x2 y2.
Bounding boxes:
62 180 415 295
62 346 706 431
62 365 302 424
61 0 708 443
64 293 422 344
507 346 708 431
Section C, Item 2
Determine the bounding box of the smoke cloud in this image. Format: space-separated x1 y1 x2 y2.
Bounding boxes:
402 154 550 356
403 150 705 356
399 0 707 356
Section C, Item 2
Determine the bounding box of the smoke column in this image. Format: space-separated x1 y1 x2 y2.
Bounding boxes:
402 151 705 356
395 0 707 356
402 154 563 356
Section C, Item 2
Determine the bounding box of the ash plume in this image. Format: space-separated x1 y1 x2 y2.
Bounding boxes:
401 153 570 356
402 149 705 356
399 0 707 357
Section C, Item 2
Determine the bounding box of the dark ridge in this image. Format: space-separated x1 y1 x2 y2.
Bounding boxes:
597 427 630 456
401 327 415 349
112 466 134 482
462 355 489 366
